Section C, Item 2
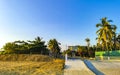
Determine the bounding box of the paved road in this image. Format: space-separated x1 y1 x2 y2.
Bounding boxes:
64 59 95 75
91 60 120 75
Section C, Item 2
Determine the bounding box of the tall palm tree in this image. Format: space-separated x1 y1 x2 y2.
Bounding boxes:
85 38 90 57
96 17 117 60
85 38 90 50
48 39 61 58
96 17 117 51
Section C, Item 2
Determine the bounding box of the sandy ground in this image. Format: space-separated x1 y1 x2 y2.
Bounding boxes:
91 60 120 75
0 61 64 75
64 59 95 75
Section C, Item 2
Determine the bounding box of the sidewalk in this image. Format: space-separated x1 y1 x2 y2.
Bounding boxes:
64 59 95 75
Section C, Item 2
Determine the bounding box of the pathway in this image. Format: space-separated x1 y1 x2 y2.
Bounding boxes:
64 59 95 75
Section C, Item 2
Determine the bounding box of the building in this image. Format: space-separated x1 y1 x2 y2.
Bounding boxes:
68 45 79 57
68 46 79 51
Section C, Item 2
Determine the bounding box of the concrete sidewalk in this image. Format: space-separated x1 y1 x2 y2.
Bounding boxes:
64 59 95 75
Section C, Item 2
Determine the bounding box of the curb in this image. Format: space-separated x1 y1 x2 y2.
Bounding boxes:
84 60 104 75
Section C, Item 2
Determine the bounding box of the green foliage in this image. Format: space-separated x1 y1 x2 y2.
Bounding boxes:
63 49 72 56
96 17 117 51
2 36 49 55
27 37 48 54
85 38 90 48
77 46 82 56
62 45 95 58
48 39 61 58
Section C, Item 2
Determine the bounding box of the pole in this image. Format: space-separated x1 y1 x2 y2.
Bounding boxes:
65 53 68 61
65 44 68 61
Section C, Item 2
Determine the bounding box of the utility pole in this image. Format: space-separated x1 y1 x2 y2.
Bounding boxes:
65 44 68 61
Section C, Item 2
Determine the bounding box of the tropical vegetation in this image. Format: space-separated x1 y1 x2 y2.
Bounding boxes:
0 37 63 59
96 17 117 51
48 39 61 58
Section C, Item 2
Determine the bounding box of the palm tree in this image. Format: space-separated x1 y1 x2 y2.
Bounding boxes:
85 38 90 57
96 17 117 50
28 36 47 54
14 40 29 50
85 38 90 50
96 17 117 59
48 39 61 58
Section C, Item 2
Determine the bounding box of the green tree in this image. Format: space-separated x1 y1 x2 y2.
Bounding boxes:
28 36 48 54
2 36 48 55
14 40 29 50
96 17 117 60
96 17 117 51
77 46 82 56
48 39 61 58
63 49 72 57
3 42 18 54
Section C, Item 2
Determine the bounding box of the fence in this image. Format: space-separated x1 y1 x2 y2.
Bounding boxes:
95 50 120 60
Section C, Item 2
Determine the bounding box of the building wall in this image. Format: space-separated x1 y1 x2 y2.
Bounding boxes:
68 46 78 51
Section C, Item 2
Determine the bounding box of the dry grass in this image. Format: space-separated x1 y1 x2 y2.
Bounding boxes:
0 54 65 75
0 54 53 62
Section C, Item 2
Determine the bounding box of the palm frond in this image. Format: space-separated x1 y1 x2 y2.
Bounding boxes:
96 23 102 27
108 20 113 22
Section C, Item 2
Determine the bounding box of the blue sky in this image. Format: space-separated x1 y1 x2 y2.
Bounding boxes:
0 0 120 50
